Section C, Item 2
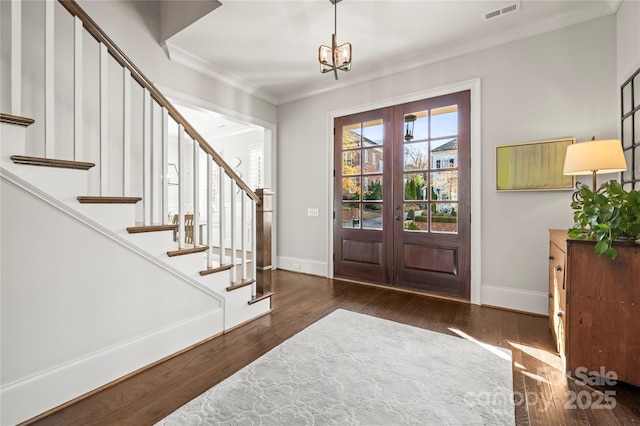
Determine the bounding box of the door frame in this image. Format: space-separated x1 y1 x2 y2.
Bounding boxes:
326 78 482 305
158 85 279 269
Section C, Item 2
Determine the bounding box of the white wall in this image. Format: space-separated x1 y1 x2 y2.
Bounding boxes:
212 129 265 188
276 16 618 314
616 1 640 86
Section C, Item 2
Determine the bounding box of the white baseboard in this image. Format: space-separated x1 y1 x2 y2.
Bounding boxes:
276 254 548 316
481 285 548 316
0 309 223 426
277 256 327 277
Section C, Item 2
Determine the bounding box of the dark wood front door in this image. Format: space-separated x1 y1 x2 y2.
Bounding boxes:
333 91 471 299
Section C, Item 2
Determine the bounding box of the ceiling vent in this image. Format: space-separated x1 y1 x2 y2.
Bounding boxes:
483 1 520 21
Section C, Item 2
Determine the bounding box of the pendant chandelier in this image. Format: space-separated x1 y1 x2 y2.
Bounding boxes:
318 0 352 80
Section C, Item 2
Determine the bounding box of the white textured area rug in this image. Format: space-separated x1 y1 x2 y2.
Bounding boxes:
157 309 514 425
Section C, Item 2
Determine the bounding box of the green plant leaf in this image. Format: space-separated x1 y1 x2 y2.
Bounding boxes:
605 247 618 260
595 240 609 255
607 180 623 195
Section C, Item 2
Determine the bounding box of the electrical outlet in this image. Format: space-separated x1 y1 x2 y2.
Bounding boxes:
308 208 319 217
292 263 300 270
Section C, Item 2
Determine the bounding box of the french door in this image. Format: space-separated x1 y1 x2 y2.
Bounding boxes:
333 91 471 298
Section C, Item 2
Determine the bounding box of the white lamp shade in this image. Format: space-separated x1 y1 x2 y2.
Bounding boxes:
563 139 627 176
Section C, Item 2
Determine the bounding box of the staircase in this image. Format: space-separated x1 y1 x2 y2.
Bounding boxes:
0 1 272 424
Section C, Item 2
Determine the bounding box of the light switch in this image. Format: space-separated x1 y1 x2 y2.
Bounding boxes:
308 208 319 217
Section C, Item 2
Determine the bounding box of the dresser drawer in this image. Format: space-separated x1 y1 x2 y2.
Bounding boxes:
548 233 567 359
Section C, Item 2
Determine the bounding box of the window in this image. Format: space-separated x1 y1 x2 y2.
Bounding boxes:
621 67 640 190
248 144 264 190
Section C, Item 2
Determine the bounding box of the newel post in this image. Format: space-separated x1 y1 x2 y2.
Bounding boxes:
256 189 273 294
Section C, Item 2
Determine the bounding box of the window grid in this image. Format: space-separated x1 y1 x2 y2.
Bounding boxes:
621 66 640 190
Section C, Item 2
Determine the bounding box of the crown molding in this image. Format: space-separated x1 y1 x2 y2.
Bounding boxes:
163 41 278 105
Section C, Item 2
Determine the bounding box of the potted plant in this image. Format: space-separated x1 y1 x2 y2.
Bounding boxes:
568 180 640 259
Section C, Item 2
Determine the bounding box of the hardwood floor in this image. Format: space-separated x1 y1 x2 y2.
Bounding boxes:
26 270 640 425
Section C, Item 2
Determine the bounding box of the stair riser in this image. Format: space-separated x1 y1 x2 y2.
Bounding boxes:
2 163 88 201
165 253 209 277
196 269 235 290
0 123 27 157
74 204 137 232
224 287 271 330
120 230 177 253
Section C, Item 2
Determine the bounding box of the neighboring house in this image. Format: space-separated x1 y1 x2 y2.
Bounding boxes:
431 138 457 171
431 138 458 203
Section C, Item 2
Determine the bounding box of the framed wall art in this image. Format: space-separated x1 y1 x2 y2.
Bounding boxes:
496 137 576 191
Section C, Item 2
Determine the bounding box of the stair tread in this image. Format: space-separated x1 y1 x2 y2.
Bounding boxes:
127 224 177 234
248 291 273 305
226 279 256 292
0 113 35 126
11 155 95 170
200 264 234 276
78 196 142 204
167 246 208 257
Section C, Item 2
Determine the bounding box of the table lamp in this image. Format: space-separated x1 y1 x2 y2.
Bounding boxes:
563 137 627 190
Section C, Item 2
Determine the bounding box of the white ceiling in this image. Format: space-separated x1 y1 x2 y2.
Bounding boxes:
163 0 620 107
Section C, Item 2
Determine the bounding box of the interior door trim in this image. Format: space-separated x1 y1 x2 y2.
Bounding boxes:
326 78 482 305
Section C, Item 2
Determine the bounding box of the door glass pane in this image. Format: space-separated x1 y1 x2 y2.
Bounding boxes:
342 203 361 228
363 203 383 230
340 118 385 233
342 177 360 200
431 202 458 234
362 147 383 173
404 172 428 201
343 151 361 175
404 142 429 171
343 123 361 149
403 203 429 232
363 175 383 201
431 105 458 138
362 119 384 146
404 111 428 141
431 138 458 169
431 170 458 201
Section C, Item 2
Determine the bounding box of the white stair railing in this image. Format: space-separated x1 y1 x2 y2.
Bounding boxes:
3 0 260 283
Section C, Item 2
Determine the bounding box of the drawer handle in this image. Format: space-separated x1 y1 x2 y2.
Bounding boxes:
549 255 554 260
557 310 564 317
555 265 562 272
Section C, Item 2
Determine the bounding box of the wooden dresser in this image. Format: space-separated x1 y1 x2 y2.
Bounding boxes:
548 229 640 387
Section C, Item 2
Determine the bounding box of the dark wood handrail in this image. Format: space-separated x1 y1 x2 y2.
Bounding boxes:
57 0 260 205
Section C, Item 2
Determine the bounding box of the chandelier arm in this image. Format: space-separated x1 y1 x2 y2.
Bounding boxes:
332 33 338 80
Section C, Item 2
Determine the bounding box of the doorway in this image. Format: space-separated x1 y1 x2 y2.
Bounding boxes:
333 90 471 299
